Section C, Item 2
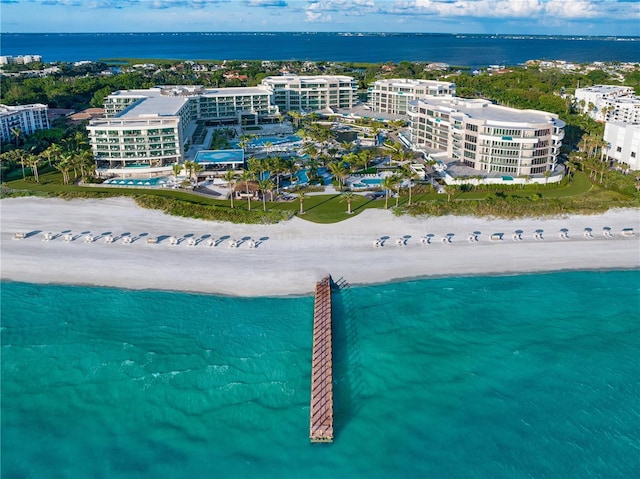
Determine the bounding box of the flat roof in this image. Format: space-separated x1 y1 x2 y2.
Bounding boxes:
111 86 270 119
412 98 560 125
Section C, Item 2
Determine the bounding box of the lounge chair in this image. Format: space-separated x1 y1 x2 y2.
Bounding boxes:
421 237 429 245
63 233 72 242
13 232 25 240
228 239 238 248
396 238 405 246
43 232 52 241
372 239 381 247
123 236 132 244
621 228 634 237
169 236 178 245
146 237 158 244
247 239 256 248
187 237 196 246
207 238 215 247
85 235 94 243
104 235 113 244
490 233 502 241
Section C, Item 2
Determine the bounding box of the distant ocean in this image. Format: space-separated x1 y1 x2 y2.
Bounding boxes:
2 270 639 478
1 32 639 68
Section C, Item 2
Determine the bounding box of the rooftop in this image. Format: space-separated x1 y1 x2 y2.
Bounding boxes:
411 98 562 126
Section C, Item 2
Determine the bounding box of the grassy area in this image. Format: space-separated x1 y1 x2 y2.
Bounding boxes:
3 171 638 224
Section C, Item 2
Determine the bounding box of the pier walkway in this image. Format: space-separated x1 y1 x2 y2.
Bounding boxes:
309 276 334 443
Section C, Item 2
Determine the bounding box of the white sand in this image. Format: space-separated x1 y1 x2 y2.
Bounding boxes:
1 197 639 296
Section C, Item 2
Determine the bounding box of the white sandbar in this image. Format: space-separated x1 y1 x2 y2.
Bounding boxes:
1 197 639 296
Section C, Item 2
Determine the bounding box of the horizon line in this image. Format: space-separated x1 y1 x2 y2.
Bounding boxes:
2 31 640 39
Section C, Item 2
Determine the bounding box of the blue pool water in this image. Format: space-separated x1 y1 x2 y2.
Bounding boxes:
231 135 302 149
361 178 382 185
194 149 244 163
104 177 168 186
2 270 639 478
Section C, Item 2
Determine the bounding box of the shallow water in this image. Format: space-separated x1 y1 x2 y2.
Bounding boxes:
2 270 639 478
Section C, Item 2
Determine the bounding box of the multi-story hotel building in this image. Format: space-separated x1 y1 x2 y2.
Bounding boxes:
603 96 640 125
368 79 456 115
574 85 635 122
259 75 358 113
408 98 565 177
0 103 50 143
604 121 640 170
88 85 278 173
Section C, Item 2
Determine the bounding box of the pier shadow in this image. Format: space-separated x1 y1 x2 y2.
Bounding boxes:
330 276 365 441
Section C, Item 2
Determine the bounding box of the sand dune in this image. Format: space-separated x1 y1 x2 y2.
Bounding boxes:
2 197 639 296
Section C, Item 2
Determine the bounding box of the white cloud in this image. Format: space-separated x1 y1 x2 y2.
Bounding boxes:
406 0 626 19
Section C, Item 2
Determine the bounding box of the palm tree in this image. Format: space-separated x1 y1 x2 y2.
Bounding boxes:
381 175 397 210
192 162 203 184
401 166 418 206
172 163 182 178
42 143 62 167
54 153 74 184
341 191 356 214
10 127 22 148
258 178 275 211
328 160 348 190
543 169 551 186
241 169 254 211
222 170 237 208
15 149 28 179
297 190 307 214
25 154 41 182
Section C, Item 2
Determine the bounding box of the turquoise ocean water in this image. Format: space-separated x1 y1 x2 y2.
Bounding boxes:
2 270 639 478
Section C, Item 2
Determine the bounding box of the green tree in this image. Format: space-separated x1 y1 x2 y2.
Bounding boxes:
341 191 356 214
223 170 237 209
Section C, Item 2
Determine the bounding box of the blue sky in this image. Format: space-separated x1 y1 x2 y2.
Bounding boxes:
1 0 639 36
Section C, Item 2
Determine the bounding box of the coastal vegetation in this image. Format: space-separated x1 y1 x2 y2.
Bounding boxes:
2 57 639 223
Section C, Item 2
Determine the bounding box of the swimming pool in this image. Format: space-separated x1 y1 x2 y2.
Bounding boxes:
103 177 169 187
361 178 382 185
231 135 302 149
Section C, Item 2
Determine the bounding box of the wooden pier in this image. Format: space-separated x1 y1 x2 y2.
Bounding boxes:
309 276 334 443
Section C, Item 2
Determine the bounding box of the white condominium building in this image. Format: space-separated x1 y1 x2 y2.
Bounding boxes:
0 103 50 143
574 85 635 122
88 85 277 172
603 96 640 125
368 79 456 115
408 98 565 176
604 121 640 170
259 75 358 113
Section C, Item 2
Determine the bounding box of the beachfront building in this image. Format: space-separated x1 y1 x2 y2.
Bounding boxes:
574 85 635 122
367 79 456 115
0 54 42 65
88 85 278 176
0 103 50 143
602 96 640 125
259 75 358 113
604 121 640 170
408 97 565 177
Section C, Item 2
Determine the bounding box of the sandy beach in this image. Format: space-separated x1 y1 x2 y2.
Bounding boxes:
1 197 639 296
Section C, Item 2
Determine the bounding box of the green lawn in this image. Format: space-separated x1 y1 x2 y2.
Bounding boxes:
3 171 636 224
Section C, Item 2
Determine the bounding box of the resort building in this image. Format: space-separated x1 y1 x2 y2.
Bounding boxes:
367 79 456 115
259 75 358 113
88 85 278 175
0 54 42 65
408 97 565 177
604 121 640 170
602 96 640 125
0 103 50 143
574 85 635 122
